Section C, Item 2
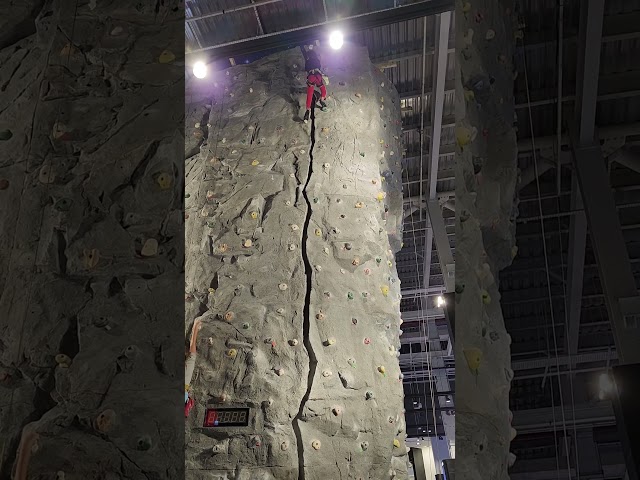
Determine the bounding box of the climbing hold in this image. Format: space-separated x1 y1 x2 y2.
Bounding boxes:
0 179 8 190
361 441 369 451
288 244 296 251
359 152 365 157
347 292 354 300
55 354 71 367
141 239 158 257
94 409 116 433
456 126 476 147
250 436 261 447
216 243 229 253
242 323 250 330
510 427 517 441
285 200 291 206
275 368 285 376
340 268 346 274
313 197 319 203
511 245 518 259
351 317 358 325
332 406 342 416
226 349 237 358
455 283 465 294
251 160 259 166
393 439 400 448
316 312 325 320
462 1 471 12
377 366 385 374
38 164 55 184
365 391 374 400
0 130 13 141
278 283 288 291
381 285 390 297
376 257 382 264
352 257 360 266
249 88 253 93
250 211 259 219
276 308 285 314
376 192 385 201
243 239 252 248
314 228 322 236
311 440 321 450
82 249 100 269
54 198 73 212
158 50 175 63
486 29 496 41
322 370 332 377
388 416 395 424
364 268 371 275
194 123 201 129
364 338 371 345
387 260 393 267
324 338 336 346
355 93 362 98
347 358 356 367
398 373 404 380
290 224 299 231
508 452 517 467
475 11 485 23
323 163 330 170
289 339 299 346
344 243 352 250
224 311 235 322
463 348 482 373
281 441 289 451
136 436 153 451
156 172 172 190
481 290 491 304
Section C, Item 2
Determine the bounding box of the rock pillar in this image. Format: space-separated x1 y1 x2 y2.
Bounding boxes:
185 45 408 479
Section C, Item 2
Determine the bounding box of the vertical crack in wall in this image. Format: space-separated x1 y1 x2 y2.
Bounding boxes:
292 106 318 480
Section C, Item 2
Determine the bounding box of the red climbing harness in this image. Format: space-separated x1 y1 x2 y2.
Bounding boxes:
185 396 194 418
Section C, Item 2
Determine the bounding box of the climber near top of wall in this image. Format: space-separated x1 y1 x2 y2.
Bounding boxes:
185 316 203 418
301 45 328 123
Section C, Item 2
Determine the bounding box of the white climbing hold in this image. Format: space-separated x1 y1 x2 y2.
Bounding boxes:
249 88 253 93
275 368 285 376
290 224 299 231
195 122 200 128
278 283 288 291
288 244 296 251
312 440 321 450
322 370 332 377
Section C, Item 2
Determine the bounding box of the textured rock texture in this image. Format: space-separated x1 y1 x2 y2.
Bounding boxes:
455 0 519 478
0 2 184 478
185 45 408 479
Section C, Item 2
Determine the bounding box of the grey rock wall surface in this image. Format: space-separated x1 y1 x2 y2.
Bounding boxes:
185 45 408 479
455 0 519 478
0 2 184 478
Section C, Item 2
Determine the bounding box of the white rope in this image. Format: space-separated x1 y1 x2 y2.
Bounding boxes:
520 36 573 480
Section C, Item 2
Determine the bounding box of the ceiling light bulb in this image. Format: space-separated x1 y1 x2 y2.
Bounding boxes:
329 30 344 50
193 61 207 79
436 296 445 307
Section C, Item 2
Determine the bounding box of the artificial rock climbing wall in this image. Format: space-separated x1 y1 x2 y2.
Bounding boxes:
0 1 184 478
185 45 409 479
455 0 519 478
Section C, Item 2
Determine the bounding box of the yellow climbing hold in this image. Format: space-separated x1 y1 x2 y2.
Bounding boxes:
482 290 491 305
156 172 172 190
226 349 237 358
315 228 322 236
158 50 176 63
377 366 386 374
251 160 260 166
456 126 473 147
250 211 259 219
393 439 400 448
381 285 389 297
462 1 471 13
511 245 519 259
208 288 216 294
376 192 385 201
463 348 482 373
387 260 393 267
464 89 475 102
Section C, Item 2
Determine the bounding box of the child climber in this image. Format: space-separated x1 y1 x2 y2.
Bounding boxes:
302 46 328 123
185 316 203 418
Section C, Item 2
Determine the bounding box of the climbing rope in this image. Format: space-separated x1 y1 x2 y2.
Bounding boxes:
520 35 573 480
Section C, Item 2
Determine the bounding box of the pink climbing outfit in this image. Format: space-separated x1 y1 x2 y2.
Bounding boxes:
305 72 327 110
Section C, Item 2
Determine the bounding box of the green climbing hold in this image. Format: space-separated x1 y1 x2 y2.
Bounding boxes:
54 198 73 212
185 194 190 198
242 323 250 329
0 130 12 141
313 197 319 203
359 152 365 157
347 292 354 300
376 257 382 264
455 283 465 294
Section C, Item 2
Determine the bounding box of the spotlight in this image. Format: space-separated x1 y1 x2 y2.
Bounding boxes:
329 30 344 50
193 61 207 79
436 296 445 308
598 372 614 399
445 396 451 403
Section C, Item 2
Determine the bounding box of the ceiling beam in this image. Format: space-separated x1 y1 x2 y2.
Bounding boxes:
186 0 283 23
187 0 453 58
517 122 640 152
511 401 616 434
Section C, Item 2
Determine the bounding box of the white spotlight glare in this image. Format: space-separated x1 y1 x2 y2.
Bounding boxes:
329 30 344 50
436 295 445 308
193 61 207 79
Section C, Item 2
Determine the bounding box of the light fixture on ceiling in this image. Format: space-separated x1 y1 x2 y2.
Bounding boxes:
436 295 445 308
329 30 344 50
193 61 207 79
598 372 614 400
445 395 451 403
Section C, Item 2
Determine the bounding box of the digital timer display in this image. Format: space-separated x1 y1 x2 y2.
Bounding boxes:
203 407 250 427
